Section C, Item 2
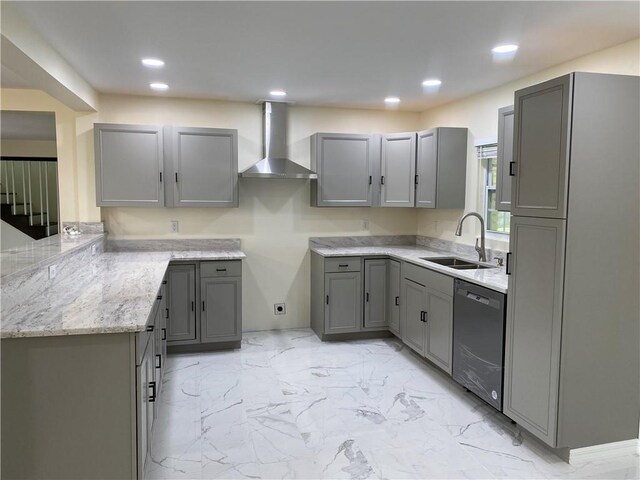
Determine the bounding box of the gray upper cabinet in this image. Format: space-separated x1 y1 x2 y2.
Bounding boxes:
416 127 468 209
311 133 378 206
424 288 453 374
324 271 362 334
379 133 416 207
511 75 571 218
504 216 565 446
165 126 238 208
401 277 427 355
201 277 242 343
387 260 401 337
166 264 197 343
363 259 388 330
496 105 514 212
94 123 164 207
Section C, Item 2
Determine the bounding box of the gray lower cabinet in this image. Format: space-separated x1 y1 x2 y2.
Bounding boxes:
94 123 164 207
401 262 454 375
401 277 427 354
164 126 238 207
325 271 362 334
379 132 416 207
166 264 197 343
310 133 378 206
201 276 242 342
415 127 468 209
496 105 514 211
167 261 243 347
137 328 155 479
363 259 388 330
387 259 401 336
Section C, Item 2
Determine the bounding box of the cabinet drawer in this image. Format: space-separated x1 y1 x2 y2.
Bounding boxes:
403 262 454 296
200 260 242 278
324 257 362 273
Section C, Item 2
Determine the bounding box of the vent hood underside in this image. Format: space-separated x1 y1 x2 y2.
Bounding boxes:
239 157 317 179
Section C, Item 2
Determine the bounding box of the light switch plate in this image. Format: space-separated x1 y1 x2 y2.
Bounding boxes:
362 219 370 231
170 220 179 233
91 244 98 255
49 264 58 279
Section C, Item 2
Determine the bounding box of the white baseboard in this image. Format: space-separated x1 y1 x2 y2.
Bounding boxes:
566 439 639 465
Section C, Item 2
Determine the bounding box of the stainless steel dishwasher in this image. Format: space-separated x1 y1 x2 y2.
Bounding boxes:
452 279 506 411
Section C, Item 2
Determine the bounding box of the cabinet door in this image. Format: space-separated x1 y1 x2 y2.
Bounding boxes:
387 260 401 336
401 278 427 355
425 289 453 374
415 129 437 208
312 133 376 206
94 123 164 207
363 259 388 330
435 128 467 209
512 75 572 218
153 303 163 400
496 105 514 212
380 133 416 207
166 126 238 207
503 216 566 447
136 342 153 479
201 277 242 342
166 264 197 342
324 272 362 334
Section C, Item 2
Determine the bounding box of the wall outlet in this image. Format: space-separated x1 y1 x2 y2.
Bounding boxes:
362 219 370 231
49 264 58 279
170 220 179 233
274 303 286 315
91 244 98 256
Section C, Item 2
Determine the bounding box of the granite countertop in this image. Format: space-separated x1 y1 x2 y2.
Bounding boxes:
0 233 105 279
1 249 246 339
310 245 508 293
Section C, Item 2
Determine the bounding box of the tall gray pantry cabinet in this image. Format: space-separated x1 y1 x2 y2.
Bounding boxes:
504 72 639 449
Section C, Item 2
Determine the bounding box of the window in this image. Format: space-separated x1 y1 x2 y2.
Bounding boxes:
478 145 510 234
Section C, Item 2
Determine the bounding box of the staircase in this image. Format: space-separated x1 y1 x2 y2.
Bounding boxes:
1 158 59 240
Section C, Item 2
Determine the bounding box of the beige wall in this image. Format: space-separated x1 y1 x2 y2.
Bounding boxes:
98 95 420 330
417 38 640 251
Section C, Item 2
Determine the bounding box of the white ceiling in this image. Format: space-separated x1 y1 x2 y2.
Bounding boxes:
8 1 640 111
1 111 56 141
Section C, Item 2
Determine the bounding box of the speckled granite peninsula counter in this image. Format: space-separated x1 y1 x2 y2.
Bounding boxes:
1 237 245 479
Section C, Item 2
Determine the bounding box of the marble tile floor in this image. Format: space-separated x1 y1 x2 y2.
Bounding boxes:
147 329 639 480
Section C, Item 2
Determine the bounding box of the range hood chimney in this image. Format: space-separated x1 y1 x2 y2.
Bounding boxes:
239 101 317 179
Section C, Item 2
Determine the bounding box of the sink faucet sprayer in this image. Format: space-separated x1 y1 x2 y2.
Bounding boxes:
455 212 487 262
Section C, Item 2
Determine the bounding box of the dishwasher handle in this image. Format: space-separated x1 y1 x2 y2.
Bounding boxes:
456 287 501 310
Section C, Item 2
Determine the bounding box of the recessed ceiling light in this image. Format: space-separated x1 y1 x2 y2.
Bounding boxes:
150 82 169 91
422 79 442 87
270 90 287 97
384 97 400 104
492 44 519 54
142 58 165 67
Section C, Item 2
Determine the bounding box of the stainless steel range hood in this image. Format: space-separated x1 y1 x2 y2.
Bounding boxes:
239 101 317 179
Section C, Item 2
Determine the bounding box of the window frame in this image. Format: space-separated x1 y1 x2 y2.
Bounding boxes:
478 144 510 236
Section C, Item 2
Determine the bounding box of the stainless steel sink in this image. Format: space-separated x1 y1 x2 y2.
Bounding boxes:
420 257 494 270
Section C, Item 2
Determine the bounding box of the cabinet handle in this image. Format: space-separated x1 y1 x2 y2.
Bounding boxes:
509 162 516 176
380 176 385 185
155 354 162 369
146 325 154 332
162 280 167 285
157 295 162 300
369 175 372 185
159 172 162 183
202 301 205 311
175 172 179 182
215 268 227 272
338 264 349 268
149 382 157 402
191 301 194 312
366 292 369 302
420 311 428 322
506 252 512 275
415 174 419 185
165 308 169 319
161 328 166 341
326 295 329 305
395 296 399 306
